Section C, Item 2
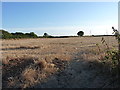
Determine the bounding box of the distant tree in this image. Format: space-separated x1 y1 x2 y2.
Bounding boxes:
43 33 48 36
77 31 84 36
0 29 38 39
14 32 24 35
29 32 38 38
0 30 13 39
43 33 49 37
25 33 30 36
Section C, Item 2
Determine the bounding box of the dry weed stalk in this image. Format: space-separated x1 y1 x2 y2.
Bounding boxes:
112 27 120 83
97 27 120 85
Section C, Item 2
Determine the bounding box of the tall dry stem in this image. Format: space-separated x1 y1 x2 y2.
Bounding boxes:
112 27 120 83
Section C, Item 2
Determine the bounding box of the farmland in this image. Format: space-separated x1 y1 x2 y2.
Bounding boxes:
1 36 119 88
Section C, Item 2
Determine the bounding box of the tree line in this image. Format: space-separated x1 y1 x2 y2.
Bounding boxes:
0 29 84 39
0 30 38 39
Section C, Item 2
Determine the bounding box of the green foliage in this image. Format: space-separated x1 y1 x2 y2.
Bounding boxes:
43 33 48 36
97 28 120 77
104 49 118 69
29 32 38 38
43 33 55 38
0 29 38 39
0 30 13 39
43 33 49 38
24 32 38 38
77 31 84 36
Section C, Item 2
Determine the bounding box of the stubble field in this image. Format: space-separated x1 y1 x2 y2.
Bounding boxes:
1 36 119 88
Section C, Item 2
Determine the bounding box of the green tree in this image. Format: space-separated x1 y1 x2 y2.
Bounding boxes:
29 32 38 38
77 31 84 36
0 29 38 39
43 33 49 37
0 30 13 39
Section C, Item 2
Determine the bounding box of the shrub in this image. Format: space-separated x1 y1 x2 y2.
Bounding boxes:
97 27 120 82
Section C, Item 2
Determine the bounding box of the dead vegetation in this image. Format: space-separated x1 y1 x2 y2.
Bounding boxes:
1 36 119 88
1 46 40 50
2 56 69 88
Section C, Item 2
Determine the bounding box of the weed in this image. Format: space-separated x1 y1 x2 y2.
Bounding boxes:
96 27 120 86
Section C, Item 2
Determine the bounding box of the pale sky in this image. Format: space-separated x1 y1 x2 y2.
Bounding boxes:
2 2 118 36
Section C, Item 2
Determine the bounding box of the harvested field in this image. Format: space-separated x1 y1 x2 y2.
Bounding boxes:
1 36 119 88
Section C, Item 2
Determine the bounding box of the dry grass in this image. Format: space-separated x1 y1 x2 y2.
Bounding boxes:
2 56 59 88
1 36 118 88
